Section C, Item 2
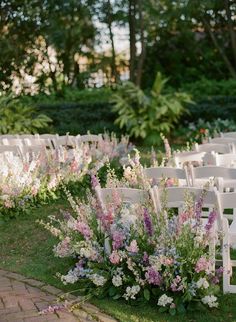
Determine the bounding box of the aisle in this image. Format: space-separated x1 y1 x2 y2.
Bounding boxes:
0 269 116 322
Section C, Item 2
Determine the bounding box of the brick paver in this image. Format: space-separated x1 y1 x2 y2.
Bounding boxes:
0 270 117 322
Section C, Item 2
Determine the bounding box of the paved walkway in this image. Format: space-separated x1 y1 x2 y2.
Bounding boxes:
0 269 117 322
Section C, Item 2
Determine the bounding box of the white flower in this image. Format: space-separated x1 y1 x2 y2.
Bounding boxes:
196 278 209 289
201 295 218 308
157 294 173 307
123 285 141 300
89 274 107 286
112 275 123 287
60 268 79 285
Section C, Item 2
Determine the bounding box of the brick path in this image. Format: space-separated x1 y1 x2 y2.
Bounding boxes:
0 269 117 322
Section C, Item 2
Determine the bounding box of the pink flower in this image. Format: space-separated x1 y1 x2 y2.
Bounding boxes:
109 251 120 264
126 240 139 253
162 257 174 266
145 267 162 286
112 231 125 250
195 256 210 273
74 222 92 239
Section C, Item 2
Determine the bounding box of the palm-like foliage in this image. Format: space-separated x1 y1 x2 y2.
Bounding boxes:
0 95 52 134
112 72 192 144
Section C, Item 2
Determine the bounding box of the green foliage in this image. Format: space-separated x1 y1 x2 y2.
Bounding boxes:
112 73 191 144
181 78 236 99
0 95 52 134
173 118 236 145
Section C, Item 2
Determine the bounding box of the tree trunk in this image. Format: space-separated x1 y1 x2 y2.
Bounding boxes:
225 0 236 67
129 0 137 82
203 17 236 78
107 0 118 83
136 0 146 87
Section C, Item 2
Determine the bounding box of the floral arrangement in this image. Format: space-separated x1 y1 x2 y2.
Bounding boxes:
40 176 222 315
0 134 132 218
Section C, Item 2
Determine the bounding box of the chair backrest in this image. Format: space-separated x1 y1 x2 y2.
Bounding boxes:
24 138 47 146
0 145 21 155
77 134 102 143
152 186 218 218
210 137 236 150
19 145 46 160
52 135 76 148
204 152 236 167
173 151 206 168
2 138 24 146
216 191 236 220
95 186 150 212
144 166 189 186
18 134 35 139
220 132 236 138
190 165 236 187
194 142 232 154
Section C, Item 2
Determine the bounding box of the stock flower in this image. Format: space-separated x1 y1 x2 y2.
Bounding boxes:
109 251 120 264
195 257 211 273
201 295 218 308
157 294 173 307
112 275 123 287
205 209 217 232
90 274 107 286
145 267 162 286
74 221 93 239
143 208 153 236
123 285 141 300
112 231 125 250
126 240 139 253
196 278 209 289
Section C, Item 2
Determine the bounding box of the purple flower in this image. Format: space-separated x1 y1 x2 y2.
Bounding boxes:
145 267 162 286
91 175 99 190
143 208 153 236
205 209 217 231
143 251 149 264
194 195 204 220
112 231 125 250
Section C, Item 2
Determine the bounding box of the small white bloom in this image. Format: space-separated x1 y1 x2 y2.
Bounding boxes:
112 275 123 287
123 285 141 300
157 294 173 307
90 274 107 286
202 295 218 308
196 278 209 289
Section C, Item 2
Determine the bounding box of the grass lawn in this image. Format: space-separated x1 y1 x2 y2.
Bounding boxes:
1 200 236 322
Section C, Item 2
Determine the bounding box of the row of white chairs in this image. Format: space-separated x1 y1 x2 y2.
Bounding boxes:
95 184 236 293
144 165 236 193
0 134 103 159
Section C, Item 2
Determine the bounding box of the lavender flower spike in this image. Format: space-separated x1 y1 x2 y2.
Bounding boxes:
205 209 217 232
143 208 153 236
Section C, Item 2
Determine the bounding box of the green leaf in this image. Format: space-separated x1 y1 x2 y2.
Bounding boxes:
169 308 176 316
144 289 150 301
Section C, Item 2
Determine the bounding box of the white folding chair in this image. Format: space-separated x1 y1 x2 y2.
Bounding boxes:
0 145 21 157
52 135 76 148
144 167 189 186
77 134 102 144
209 137 236 152
2 138 25 146
203 152 236 167
221 132 236 139
190 165 236 191
217 192 236 293
194 142 232 154
95 186 150 212
95 186 155 254
173 151 206 168
153 186 220 271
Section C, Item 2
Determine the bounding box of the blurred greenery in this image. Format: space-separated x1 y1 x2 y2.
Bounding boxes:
0 95 52 134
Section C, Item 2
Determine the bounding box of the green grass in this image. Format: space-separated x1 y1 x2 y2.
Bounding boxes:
1 202 236 321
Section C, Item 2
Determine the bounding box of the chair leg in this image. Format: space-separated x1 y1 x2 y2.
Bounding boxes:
222 219 232 293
